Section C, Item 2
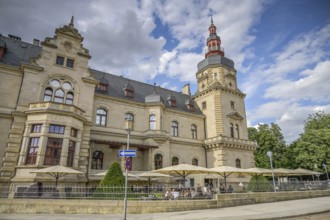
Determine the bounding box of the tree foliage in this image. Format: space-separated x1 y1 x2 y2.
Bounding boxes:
289 112 330 171
99 161 125 186
248 123 288 169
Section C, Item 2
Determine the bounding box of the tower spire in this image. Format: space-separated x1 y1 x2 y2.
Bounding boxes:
69 16 74 27
205 16 224 58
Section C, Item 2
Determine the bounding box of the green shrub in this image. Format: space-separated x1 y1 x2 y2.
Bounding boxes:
246 175 272 192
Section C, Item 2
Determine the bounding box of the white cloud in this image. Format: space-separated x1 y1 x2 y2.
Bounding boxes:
264 61 330 102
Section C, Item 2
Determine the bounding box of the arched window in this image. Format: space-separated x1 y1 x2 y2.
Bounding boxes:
149 114 156 130
43 88 53 101
43 79 75 104
125 113 134 130
96 108 107 126
192 158 198 166
91 151 103 170
171 121 178 137
66 92 74 105
191 125 197 139
172 156 179 166
235 158 241 168
154 154 163 169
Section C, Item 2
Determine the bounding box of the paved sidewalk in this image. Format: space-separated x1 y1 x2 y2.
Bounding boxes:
0 196 330 220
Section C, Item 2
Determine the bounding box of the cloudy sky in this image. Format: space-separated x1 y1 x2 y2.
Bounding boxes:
1 0 329 144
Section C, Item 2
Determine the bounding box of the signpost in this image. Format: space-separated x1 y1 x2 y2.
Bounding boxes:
118 150 136 157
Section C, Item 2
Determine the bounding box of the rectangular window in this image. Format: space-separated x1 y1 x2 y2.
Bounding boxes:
44 138 62 165
56 56 65 65
230 101 235 110
230 123 234 138
49 124 65 134
31 124 42 133
236 124 240 138
66 58 74 68
70 128 77 137
25 137 40 165
67 140 75 167
202 101 207 109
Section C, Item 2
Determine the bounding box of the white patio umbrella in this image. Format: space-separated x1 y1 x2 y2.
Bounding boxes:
209 166 250 187
151 163 213 183
31 165 83 186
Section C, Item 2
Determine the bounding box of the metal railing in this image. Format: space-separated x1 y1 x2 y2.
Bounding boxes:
1 180 329 200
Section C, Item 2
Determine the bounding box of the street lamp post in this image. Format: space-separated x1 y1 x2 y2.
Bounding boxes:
322 163 329 182
267 151 276 192
123 116 133 220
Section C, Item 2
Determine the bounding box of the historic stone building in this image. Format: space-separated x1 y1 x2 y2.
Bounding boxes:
0 17 257 188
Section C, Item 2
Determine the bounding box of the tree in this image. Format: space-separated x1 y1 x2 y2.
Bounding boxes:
94 162 125 199
290 112 330 171
100 161 125 186
248 123 288 168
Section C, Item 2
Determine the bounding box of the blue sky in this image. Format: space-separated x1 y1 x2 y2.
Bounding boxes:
1 0 329 143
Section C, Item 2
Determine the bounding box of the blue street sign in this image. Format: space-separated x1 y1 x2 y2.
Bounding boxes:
118 150 136 157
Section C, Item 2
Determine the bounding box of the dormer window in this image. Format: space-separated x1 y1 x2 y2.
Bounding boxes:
124 81 134 98
96 83 108 93
167 93 177 107
185 98 195 112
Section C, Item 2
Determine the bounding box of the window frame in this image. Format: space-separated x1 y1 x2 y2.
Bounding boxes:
44 138 63 165
49 124 65 134
149 114 156 130
235 158 241 168
25 137 40 165
191 124 197 139
171 121 179 137
96 108 107 126
172 156 179 166
154 153 163 170
230 123 234 138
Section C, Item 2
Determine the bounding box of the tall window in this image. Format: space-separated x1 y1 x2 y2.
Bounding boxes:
191 125 197 139
192 158 198 166
230 123 234 138
235 158 241 168
230 101 235 110
125 113 134 130
171 121 178 137
202 101 206 109
172 156 179 166
43 79 74 104
26 137 39 165
66 58 74 68
96 108 107 126
236 124 240 138
91 151 103 170
44 138 62 165
43 88 53 101
49 124 65 134
149 114 156 130
154 154 163 169
54 89 64 103
67 140 75 167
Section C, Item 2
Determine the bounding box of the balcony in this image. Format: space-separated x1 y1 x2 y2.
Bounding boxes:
27 102 85 118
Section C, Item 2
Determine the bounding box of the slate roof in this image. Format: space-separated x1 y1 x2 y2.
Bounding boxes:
0 35 41 67
197 54 234 71
91 69 203 115
0 34 202 115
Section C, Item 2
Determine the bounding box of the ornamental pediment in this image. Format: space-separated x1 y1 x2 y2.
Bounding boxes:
227 111 244 120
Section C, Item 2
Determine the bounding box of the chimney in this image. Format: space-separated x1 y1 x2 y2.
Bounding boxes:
182 84 191 95
33 39 40 46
